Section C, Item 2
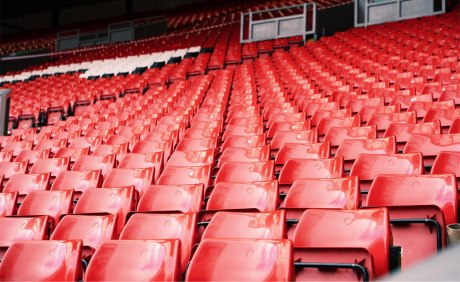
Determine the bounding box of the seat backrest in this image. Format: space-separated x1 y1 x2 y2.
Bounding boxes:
293 208 391 278
215 161 275 184
207 180 279 212
221 134 266 151
336 136 397 161
158 164 211 188
0 191 17 216
350 153 424 181
279 158 344 184
0 216 49 250
324 126 377 147
271 129 317 150
51 214 117 251
0 161 28 179
432 151 460 176
201 210 286 240
3 173 50 196
176 137 218 151
186 238 293 282
367 174 458 225
404 134 460 159
137 184 203 213
51 170 101 193
102 167 154 197
167 149 214 167
118 152 164 181
74 187 135 235
383 122 441 143
275 142 330 165
72 154 116 177
284 177 360 209
85 240 180 281
0 240 82 281
30 157 70 178
120 212 197 271
18 190 73 226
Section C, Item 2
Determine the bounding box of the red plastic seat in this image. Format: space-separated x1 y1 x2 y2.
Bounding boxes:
183 127 220 139
51 170 102 194
404 133 460 167
0 191 17 216
311 109 352 127
0 216 49 259
92 144 127 162
186 238 293 282
336 136 397 170
218 145 269 168
137 184 204 213
207 180 279 212
15 149 50 167
358 105 400 123
271 129 317 150
222 124 264 140
368 174 458 268
0 161 28 183
54 147 90 164
0 240 83 281
72 154 116 178
35 138 68 155
18 190 73 228
85 240 180 282
3 173 50 198
408 100 455 121
384 121 441 151
292 208 391 280
176 137 218 151
432 151 460 187
51 214 117 257
102 167 154 197
2 141 33 157
215 161 274 184
449 118 460 134
69 136 103 152
221 134 266 152
275 142 331 168
267 121 311 139
158 164 211 188
324 126 377 148
30 157 70 179
279 158 344 193
227 116 262 126
202 210 286 240
168 149 214 167
0 151 13 162
120 212 197 271
316 116 361 136
367 112 417 136
73 187 135 235
118 152 164 182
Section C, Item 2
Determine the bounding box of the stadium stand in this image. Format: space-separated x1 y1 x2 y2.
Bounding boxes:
0 0 459 280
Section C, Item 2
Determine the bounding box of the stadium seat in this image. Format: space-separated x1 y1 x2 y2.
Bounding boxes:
3 173 50 199
0 191 18 216
267 121 311 139
72 154 116 178
292 208 391 280
218 145 269 167
323 126 376 154
0 216 49 259
73 187 136 235
85 240 181 281
35 138 68 156
404 133 460 167
118 152 164 182
120 212 197 271
0 161 28 184
2 141 33 157
367 174 458 268
367 112 417 136
270 129 317 151
431 151 460 187
29 157 70 179
168 149 214 167
186 238 293 281
158 164 211 189
18 190 73 228
54 147 90 165
215 161 275 184
384 121 441 151
316 116 361 137
51 170 102 194
137 184 203 213
275 142 331 169
221 134 266 152
0 240 83 281
176 137 218 151
201 210 286 240
15 149 50 168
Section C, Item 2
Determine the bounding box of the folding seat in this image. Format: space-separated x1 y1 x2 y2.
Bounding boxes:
267 121 311 139
0 216 49 259
408 100 455 121
292 208 391 281
275 142 330 170
0 161 29 185
2 140 33 157
267 112 306 128
54 147 90 166
310 108 352 127
158 164 211 190
183 127 220 139
218 145 269 168
304 101 339 118
367 174 457 268
85 240 180 281
359 105 400 124
438 89 460 106
119 152 164 182
50 213 117 259
220 134 266 152
15 149 50 168
0 151 13 162
283 177 360 224
346 97 385 114
93 144 128 162
0 135 20 148
351 153 424 203
35 138 68 156
29 156 69 179
316 116 361 137
53 130 81 142
384 121 441 151
0 191 17 216
404 133 460 167
168 148 214 167
449 118 460 134
278 158 344 194
227 116 262 126
120 212 197 271
432 151 460 187
206 180 279 212
0 240 83 281
102 167 154 197
186 238 293 282
106 134 139 152
18 190 73 228
367 112 417 137
270 129 317 153
423 108 460 133
72 154 116 178
222 124 264 140
68 136 103 152
51 170 102 194
390 93 433 110
215 161 274 185
3 172 50 198
336 136 397 171
72 187 135 236
176 137 218 152
85 128 115 143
